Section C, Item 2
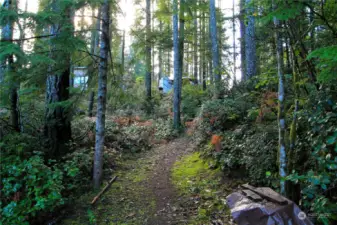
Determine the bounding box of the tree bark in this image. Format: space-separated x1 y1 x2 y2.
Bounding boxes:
145 0 152 107
273 4 287 196
245 0 257 79
93 0 110 189
232 0 237 84
239 0 246 81
209 0 220 98
193 7 198 82
158 20 163 83
201 12 206 90
45 1 73 157
173 0 184 130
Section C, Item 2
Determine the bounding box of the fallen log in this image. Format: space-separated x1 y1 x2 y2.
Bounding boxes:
91 176 118 205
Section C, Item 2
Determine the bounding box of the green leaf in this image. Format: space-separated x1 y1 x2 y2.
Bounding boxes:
326 136 336 145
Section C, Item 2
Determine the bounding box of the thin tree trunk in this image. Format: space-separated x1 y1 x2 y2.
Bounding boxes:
285 36 291 70
209 0 220 98
232 0 236 84
201 12 206 90
193 8 198 82
273 4 287 196
158 20 163 83
239 0 246 81
151 0 155 83
173 0 184 130
245 0 257 79
145 0 152 103
93 0 110 189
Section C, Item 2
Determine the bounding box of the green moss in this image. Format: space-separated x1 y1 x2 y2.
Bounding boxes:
172 152 218 193
171 152 231 224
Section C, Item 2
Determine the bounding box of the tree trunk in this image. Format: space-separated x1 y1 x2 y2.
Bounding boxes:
201 12 206 90
209 0 220 98
193 8 198 82
45 1 73 157
232 0 236 84
273 5 287 196
245 0 257 79
93 0 110 189
88 91 95 117
145 0 152 103
158 20 163 83
173 0 184 130
239 0 246 81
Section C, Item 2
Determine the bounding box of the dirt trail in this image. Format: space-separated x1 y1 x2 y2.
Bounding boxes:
62 136 196 224
147 137 194 224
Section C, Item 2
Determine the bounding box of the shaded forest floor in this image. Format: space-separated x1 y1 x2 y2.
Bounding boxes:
61 135 244 225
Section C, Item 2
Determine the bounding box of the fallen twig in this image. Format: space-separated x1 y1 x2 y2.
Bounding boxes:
91 176 118 205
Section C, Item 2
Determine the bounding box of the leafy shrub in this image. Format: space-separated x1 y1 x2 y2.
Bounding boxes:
181 84 207 121
196 98 241 136
0 135 64 225
154 118 178 141
120 123 153 152
57 148 93 194
287 92 337 224
201 123 278 185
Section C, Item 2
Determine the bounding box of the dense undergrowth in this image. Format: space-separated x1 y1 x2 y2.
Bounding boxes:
190 82 337 224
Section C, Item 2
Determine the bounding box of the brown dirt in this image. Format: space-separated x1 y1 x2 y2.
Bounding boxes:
146 137 194 225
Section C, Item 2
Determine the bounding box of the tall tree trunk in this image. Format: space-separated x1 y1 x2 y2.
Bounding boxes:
245 0 257 79
201 12 206 90
273 4 287 196
173 0 184 129
193 8 198 82
93 0 110 189
45 0 73 157
288 48 301 204
158 20 163 83
239 0 246 81
151 0 155 83
209 0 220 98
232 0 236 84
145 0 152 103
167 23 171 77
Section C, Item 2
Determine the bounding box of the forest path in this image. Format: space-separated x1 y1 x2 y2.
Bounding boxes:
146 137 194 224
62 136 196 225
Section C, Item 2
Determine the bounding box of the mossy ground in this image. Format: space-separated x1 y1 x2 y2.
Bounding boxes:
62 152 157 225
171 152 233 224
